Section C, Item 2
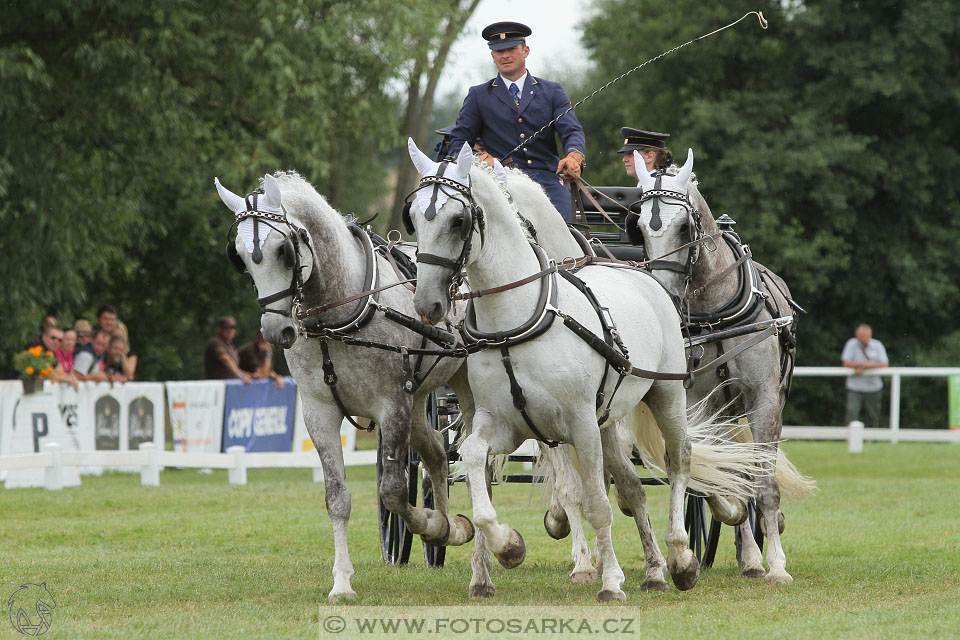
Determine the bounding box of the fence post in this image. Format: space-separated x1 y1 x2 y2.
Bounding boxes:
847 420 864 453
140 442 160 487
889 372 901 444
227 446 247 485
44 442 63 491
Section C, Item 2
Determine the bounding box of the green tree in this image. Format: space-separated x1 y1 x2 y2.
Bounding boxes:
580 0 960 426
0 0 453 379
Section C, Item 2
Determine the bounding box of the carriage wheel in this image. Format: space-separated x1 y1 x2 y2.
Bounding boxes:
421 392 446 568
684 494 721 567
735 497 764 567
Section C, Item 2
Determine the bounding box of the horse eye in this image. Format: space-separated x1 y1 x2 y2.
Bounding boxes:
451 215 464 230
678 222 689 235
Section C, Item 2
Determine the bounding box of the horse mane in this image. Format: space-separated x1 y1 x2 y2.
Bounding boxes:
264 170 356 235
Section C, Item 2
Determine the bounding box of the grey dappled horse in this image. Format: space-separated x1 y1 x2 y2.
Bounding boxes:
630 149 815 584
216 172 476 600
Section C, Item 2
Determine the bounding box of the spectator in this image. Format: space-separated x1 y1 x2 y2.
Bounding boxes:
74 319 94 355
57 329 77 373
103 336 133 382
204 316 251 383
841 323 889 429
32 325 64 352
94 304 130 350
238 332 285 389
73 329 110 383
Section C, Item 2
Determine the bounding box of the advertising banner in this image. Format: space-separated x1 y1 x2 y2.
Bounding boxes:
222 378 296 452
291 388 358 453
4 386 81 488
166 380 226 453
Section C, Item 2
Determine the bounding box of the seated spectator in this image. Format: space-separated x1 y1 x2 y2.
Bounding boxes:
111 328 138 380
238 332 285 389
204 316 251 383
103 336 133 383
73 329 110 383
74 319 95 355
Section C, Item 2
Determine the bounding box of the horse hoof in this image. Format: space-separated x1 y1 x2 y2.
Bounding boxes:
741 567 765 579
543 510 570 540
641 579 670 593
494 528 526 569
765 571 793 585
596 589 627 602
671 556 700 592
328 590 357 602
420 511 451 546
570 568 598 584
451 514 475 545
470 583 496 598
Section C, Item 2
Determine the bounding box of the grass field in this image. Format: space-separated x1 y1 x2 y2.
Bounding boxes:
2 441 958 639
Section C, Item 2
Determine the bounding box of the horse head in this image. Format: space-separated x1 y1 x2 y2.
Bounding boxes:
632 148 699 296
405 139 482 324
216 173 315 348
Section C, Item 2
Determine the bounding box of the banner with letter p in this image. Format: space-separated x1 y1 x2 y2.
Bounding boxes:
222 378 296 452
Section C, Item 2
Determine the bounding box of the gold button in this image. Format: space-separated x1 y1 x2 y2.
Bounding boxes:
518 117 523 123
520 133 525 138
523 147 527 152
527 160 532 164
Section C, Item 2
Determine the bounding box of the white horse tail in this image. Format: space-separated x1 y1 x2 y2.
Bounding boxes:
723 417 817 499
621 400 776 500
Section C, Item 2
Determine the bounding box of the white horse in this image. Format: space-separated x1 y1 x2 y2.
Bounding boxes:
628 149 816 583
405 140 768 600
215 172 477 600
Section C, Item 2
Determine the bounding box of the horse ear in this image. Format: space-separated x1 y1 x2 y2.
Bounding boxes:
492 158 508 187
674 148 694 186
634 152 655 190
407 137 437 176
262 174 282 209
215 177 246 214
454 142 473 180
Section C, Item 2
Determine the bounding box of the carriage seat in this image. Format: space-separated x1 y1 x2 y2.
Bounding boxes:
605 245 646 262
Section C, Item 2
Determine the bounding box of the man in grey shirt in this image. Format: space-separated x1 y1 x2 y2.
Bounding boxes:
841 323 888 428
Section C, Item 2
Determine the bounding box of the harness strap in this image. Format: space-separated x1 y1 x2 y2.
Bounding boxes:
499 344 560 448
319 339 374 432
687 249 750 299
297 277 414 319
454 263 557 300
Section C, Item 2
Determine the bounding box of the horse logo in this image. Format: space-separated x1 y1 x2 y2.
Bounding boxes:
7 582 56 636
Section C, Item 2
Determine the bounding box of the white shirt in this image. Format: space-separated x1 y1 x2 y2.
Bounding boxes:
500 72 528 97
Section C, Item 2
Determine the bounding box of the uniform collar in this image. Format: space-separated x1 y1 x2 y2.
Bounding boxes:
499 72 528 94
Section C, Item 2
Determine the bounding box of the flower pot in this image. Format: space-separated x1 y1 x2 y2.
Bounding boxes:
22 378 42 394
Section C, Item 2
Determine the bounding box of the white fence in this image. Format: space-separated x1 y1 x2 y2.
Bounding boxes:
785 366 960 444
0 441 377 490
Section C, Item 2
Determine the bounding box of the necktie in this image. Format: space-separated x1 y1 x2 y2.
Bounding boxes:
509 83 520 109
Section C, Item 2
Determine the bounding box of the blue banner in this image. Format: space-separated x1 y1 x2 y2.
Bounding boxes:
221 378 296 452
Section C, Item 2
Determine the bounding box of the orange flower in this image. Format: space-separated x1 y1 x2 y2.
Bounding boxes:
26 366 35 375
29 346 43 357
46 350 54 357
42 367 53 375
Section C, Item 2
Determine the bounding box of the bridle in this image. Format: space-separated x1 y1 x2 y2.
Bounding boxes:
226 188 314 318
631 174 704 280
403 165 485 300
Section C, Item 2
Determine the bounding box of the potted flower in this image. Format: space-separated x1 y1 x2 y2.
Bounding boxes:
14 345 59 394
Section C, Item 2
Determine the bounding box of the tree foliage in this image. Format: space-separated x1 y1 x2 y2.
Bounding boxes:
578 0 960 425
0 0 457 379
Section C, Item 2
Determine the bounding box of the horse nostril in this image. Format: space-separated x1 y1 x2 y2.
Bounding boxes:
280 326 296 348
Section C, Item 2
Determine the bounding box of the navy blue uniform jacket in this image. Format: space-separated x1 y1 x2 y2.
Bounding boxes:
449 74 586 173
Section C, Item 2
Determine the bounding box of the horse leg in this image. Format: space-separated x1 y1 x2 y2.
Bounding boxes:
599 425 669 592
645 382 699 591
758 445 792 584
304 401 356 600
379 408 474 548
540 444 596 584
460 408 526 576
570 416 625 602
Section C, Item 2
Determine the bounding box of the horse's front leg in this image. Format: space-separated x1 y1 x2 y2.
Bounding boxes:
571 415 626 602
379 402 474 548
599 425 669 592
304 400 355 601
460 408 526 576
646 382 699 591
